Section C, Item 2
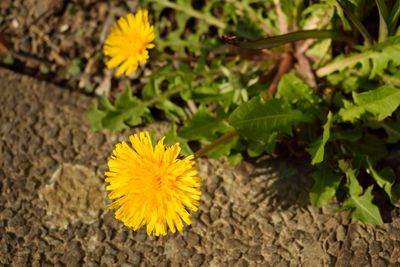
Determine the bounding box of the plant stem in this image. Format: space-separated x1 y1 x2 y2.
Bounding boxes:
389 0 400 35
144 86 183 106
265 52 293 100
336 0 373 46
375 0 389 42
316 51 375 77
194 129 238 158
151 0 227 29
238 30 350 50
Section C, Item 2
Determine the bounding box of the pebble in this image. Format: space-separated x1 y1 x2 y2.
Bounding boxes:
186 232 200 246
59 24 69 33
61 241 84 267
11 18 19 28
190 254 205 267
181 248 194 258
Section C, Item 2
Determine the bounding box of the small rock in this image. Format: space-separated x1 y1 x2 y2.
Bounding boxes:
11 19 19 28
230 249 241 260
101 254 117 266
0 208 13 220
245 254 264 262
186 232 200 246
59 24 69 33
190 254 205 267
336 225 346 241
128 251 142 265
113 230 128 243
135 230 147 242
234 259 249 267
180 248 194 258
61 241 84 267
248 245 261 255
200 213 211 225
117 251 128 262
175 237 187 249
210 207 221 222
226 239 248 253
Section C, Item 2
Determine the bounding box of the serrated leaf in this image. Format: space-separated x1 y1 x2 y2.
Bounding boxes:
102 87 148 131
276 73 316 104
308 112 333 165
339 86 400 122
101 106 146 131
228 96 311 142
342 169 383 224
370 36 400 78
115 86 137 109
155 99 187 123
85 86 149 131
164 124 193 156
178 105 231 142
318 36 400 78
99 95 115 111
367 159 400 206
338 100 365 122
85 101 106 131
327 71 372 93
354 86 400 120
309 164 342 208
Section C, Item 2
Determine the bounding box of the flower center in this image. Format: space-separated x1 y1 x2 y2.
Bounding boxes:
153 175 163 190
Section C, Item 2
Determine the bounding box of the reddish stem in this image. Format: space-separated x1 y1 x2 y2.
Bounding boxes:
265 52 293 100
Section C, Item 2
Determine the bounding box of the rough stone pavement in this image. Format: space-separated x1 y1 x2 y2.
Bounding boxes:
1 67 400 266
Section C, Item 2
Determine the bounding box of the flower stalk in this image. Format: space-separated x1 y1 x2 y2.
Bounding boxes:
195 129 238 158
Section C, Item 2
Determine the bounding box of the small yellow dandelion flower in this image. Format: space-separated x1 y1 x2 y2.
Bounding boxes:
105 131 201 236
103 10 155 76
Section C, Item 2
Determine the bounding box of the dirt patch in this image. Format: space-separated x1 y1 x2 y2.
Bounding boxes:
38 163 107 229
1 68 400 266
0 0 137 94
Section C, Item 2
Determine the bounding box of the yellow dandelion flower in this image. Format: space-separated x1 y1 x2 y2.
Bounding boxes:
103 10 155 76
105 131 201 236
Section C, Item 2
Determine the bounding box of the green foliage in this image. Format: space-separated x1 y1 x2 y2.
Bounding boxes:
318 36 400 78
144 0 225 54
178 105 231 142
85 86 149 131
341 168 383 225
164 124 193 156
367 159 400 206
276 73 317 105
309 164 342 208
308 112 333 165
228 96 310 142
339 86 400 122
87 0 400 224
68 58 82 76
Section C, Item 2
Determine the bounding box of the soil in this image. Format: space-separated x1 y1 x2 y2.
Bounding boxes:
1 68 400 266
0 0 138 95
